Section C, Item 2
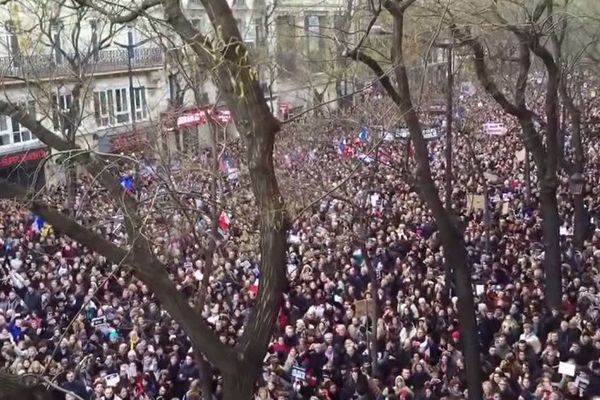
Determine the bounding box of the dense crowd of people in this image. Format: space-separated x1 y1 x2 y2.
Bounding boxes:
0 87 600 400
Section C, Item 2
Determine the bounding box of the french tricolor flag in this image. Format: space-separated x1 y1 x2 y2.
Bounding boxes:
32 215 44 232
337 137 347 155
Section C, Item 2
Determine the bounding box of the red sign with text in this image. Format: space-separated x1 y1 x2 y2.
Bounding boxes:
0 148 46 168
176 108 232 128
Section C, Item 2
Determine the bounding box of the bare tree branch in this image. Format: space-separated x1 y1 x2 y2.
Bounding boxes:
72 0 161 24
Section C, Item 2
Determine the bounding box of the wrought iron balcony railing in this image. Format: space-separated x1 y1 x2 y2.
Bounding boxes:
0 47 163 81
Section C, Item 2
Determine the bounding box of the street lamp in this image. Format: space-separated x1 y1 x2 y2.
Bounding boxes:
570 172 585 195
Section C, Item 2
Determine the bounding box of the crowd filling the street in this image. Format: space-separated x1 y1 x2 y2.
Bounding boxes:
1 87 600 400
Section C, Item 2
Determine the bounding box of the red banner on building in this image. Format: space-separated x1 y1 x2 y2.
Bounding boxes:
0 148 46 168
176 107 232 128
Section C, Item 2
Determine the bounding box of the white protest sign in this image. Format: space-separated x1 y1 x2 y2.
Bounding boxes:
105 373 120 387
423 128 439 140
558 361 576 377
483 122 508 136
395 128 410 139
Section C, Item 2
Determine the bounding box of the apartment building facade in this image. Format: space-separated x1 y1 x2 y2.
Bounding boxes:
0 1 167 188
181 0 345 120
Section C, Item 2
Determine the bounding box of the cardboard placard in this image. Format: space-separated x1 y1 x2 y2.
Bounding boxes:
354 299 376 318
501 202 510 216
467 194 486 212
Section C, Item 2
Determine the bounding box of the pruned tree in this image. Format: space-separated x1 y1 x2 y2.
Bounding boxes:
0 0 289 399
447 0 563 309
344 1 484 399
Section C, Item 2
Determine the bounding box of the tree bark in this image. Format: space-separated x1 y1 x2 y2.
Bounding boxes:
559 72 586 250
445 45 453 211
349 4 483 398
540 185 562 308
457 22 563 310
222 371 255 400
163 0 290 392
66 163 77 217
524 147 531 207
0 0 289 397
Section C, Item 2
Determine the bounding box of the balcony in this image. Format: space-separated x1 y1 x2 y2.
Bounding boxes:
0 47 164 81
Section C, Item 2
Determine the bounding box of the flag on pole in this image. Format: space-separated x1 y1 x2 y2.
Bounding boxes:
119 175 134 191
358 127 369 143
31 215 44 232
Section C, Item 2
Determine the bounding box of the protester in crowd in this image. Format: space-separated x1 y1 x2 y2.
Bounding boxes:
0 88 600 400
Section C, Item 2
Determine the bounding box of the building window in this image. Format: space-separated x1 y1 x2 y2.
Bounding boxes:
89 19 99 61
276 15 296 72
254 18 264 46
93 87 148 127
232 0 246 7
0 115 11 145
94 90 113 127
305 15 323 54
114 88 129 123
2 20 20 61
133 87 148 121
0 101 35 146
52 93 73 131
51 19 63 65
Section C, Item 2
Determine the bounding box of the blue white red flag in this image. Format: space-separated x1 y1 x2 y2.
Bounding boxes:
119 175 134 191
358 127 369 143
337 137 347 155
32 215 44 232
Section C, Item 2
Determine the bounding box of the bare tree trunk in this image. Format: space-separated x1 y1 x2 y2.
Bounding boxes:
540 185 562 308
559 73 586 250
574 193 585 250
222 372 255 400
348 4 483 398
66 163 77 217
445 46 453 211
524 147 531 206
457 18 563 310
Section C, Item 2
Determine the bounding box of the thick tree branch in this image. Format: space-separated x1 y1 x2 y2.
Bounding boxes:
529 36 560 179
452 26 523 117
451 26 548 169
532 0 549 23
72 0 161 24
345 49 402 104
350 5 484 399
0 181 240 373
161 0 289 374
